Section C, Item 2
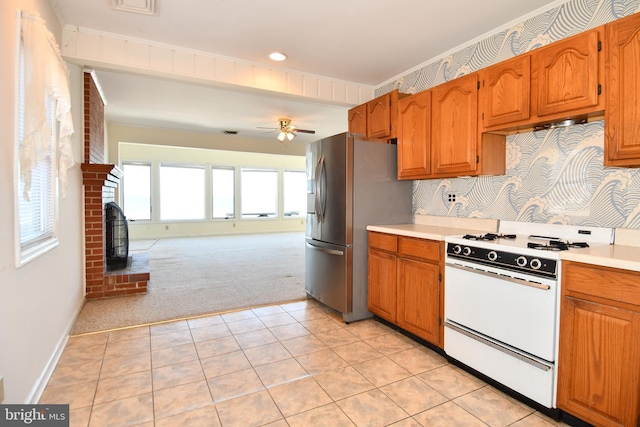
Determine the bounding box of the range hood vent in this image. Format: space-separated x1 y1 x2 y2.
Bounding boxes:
533 117 588 132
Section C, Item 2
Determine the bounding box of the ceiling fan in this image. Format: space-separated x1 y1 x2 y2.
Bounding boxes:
258 118 316 142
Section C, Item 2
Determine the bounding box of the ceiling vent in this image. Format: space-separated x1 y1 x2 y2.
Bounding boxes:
110 0 157 16
223 130 238 135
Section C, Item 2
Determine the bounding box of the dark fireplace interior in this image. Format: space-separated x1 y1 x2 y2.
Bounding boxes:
105 201 129 271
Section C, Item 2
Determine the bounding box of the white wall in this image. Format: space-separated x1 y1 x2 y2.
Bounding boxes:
0 0 85 404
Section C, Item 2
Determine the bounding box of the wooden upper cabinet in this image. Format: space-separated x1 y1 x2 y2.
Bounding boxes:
348 104 367 137
348 89 405 141
432 73 479 176
532 28 603 117
480 55 531 129
397 91 431 179
605 12 640 167
368 89 402 139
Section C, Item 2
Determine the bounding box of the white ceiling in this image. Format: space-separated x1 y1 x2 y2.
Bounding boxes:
49 0 566 144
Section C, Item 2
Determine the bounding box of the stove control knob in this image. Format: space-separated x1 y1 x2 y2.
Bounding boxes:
516 256 528 267
462 246 472 256
452 245 462 254
487 251 498 261
530 258 542 270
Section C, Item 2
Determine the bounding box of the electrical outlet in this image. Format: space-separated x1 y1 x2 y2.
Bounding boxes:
165 225 169 230
232 223 236 228
0 375 4 403
447 193 457 203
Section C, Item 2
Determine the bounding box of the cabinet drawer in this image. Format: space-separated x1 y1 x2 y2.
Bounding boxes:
398 237 440 262
368 232 397 252
563 261 640 307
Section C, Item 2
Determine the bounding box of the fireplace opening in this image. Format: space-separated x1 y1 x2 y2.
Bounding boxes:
105 201 129 271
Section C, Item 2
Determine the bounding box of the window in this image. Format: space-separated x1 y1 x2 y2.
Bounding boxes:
122 163 151 220
241 168 278 218
159 164 205 220
15 37 58 266
212 166 235 219
283 170 306 218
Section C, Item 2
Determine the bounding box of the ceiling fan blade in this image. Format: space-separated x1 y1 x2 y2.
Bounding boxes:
294 129 316 134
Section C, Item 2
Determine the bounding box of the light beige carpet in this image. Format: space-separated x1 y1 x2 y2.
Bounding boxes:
71 232 306 334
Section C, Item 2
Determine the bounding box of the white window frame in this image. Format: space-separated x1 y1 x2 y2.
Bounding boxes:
211 165 236 220
121 161 153 222
14 17 59 267
240 168 279 219
159 163 206 221
283 169 306 219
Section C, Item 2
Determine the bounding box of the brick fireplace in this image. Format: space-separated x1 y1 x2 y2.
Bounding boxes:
82 70 149 299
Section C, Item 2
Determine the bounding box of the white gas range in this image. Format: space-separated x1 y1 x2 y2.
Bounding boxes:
443 221 614 409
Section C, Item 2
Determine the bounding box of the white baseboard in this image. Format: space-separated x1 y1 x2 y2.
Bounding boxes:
26 297 85 404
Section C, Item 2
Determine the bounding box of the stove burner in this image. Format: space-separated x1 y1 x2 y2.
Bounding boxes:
462 233 517 241
527 240 589 251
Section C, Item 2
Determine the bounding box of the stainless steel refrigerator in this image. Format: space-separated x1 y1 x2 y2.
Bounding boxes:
305 132 413 322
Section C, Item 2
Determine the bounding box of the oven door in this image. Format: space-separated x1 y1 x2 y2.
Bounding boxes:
444 259 559 408
444 260 558 362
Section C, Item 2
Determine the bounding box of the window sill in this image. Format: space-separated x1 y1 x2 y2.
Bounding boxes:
16 237 59 268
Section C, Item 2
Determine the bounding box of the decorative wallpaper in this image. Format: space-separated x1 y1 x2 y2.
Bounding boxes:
379 0 640 229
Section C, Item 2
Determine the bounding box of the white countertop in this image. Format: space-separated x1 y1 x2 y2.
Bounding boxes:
368 217 640 273
560 244 640 273
365 224 495 241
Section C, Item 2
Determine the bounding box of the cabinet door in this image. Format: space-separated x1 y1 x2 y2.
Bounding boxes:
432 73 478 176
367 92 393 139
348 104 367 137
557 296 640 427
532 29 601 117
397 91 431 179
605 12 640 167
481 55 530 128
367 249 397 322
397 258 441 346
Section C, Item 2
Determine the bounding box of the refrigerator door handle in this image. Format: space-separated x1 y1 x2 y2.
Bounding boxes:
305 241 344 256
315 155 326 223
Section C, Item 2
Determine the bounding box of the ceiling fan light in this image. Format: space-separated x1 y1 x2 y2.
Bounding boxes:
277 132 287 142
287 132 295 141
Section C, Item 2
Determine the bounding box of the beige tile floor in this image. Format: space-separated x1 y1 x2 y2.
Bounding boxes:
40 299 569 427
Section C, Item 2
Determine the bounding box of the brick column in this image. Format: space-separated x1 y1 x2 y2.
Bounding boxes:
81 164 149 299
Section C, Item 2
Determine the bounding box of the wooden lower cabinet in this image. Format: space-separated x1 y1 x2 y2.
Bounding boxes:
367 231 443 347
557 261 640 427
367 248 397 322
397 258 441 345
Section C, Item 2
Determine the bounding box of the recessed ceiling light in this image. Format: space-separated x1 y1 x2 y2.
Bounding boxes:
269 52 287 61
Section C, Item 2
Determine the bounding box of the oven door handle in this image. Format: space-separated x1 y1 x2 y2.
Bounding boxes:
445 320 552 371
445 263 551 290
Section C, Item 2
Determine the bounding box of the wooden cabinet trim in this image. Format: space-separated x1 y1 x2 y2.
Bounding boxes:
563 261 640 308
398 236 440 262
368 231 398 253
